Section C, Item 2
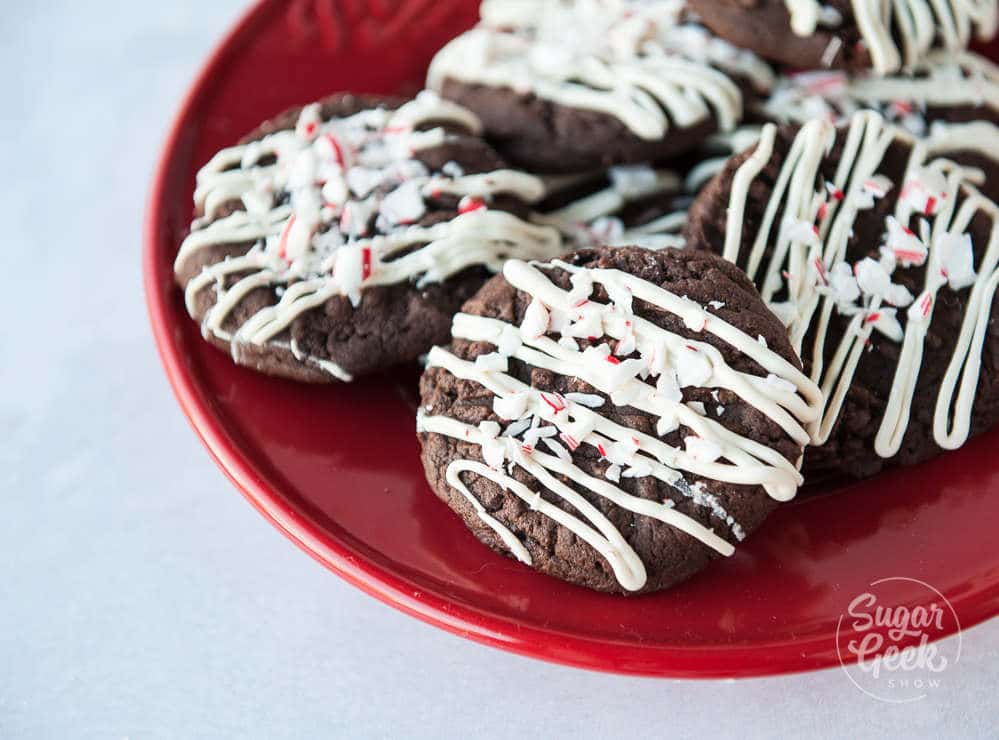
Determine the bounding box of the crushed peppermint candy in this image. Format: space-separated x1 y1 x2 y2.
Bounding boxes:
675 345 712 387
864 307 903 341
478 421 505 469
501 416 533 438
825 261 860 307
899 169 948 217
379 179 426 226
906 291 934 325
655 369 683 403
334 244 369 306
851 175 893 210
497 325 523 356
564 392 605 408
935 231 977 290
684 435 723 463
494 393 530 420
784 217 821 246
520 299 551 340
884 216 928 267
458 195 487 214
855 257 913 307
542 436 572 463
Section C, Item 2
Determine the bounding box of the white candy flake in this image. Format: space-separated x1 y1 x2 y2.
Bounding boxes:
520 299 551 340
684 435 723 463
935 231 977 290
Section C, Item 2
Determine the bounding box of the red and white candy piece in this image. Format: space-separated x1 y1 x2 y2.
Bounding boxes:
863 307 903 341
907 290 935 326
276 214 315 262
884 216 928 267
784 218 821 247
316 132 349 170
458 195 487 214
675 344 712 387
899 169 948 217
295 104 322 141
334 244 373 306
538 391 568 416
852 175 893 210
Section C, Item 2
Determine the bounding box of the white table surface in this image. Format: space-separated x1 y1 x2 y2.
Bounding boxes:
3 2 997 738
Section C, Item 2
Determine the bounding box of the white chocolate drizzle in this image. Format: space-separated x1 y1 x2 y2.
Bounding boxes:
175 92 563 379
782 0 998 74
720 110 999 458
427 1 774 141
418 257 822 590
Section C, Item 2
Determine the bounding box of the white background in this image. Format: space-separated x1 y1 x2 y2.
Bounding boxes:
2 2 997 737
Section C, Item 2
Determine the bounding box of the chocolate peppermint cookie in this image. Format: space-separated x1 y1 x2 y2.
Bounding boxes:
685 111 999 477
417 246 821 593
427 0 774 172
174 92 562 382
687 0 997 75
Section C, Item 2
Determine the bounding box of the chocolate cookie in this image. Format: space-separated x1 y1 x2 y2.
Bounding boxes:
417 246 821 593
174 92 563 382
685 111 999 478
688 0 998 75
427 1 774 172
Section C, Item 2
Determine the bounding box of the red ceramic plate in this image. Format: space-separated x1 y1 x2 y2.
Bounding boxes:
145 0 999 677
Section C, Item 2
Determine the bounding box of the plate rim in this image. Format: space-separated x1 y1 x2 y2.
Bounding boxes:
143 0 996 679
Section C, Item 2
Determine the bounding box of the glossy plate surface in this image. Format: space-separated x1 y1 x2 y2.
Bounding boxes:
145 0 999 677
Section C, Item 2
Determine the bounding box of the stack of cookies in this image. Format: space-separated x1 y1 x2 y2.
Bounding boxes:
175 0 999 594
